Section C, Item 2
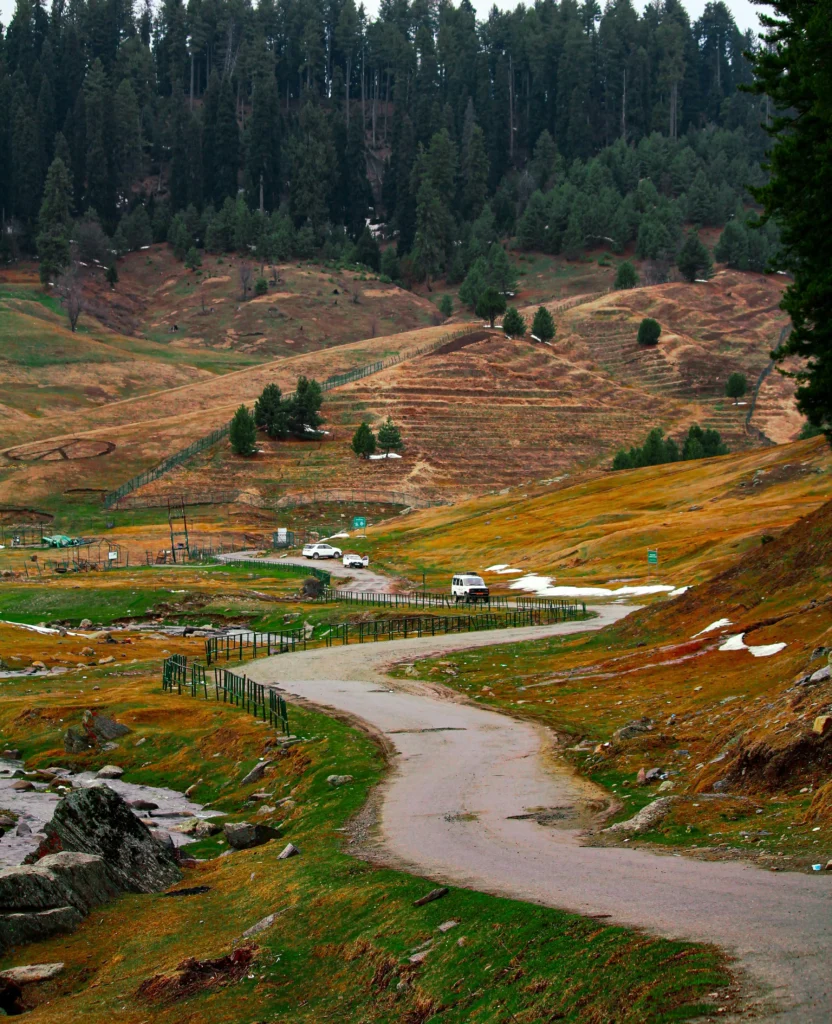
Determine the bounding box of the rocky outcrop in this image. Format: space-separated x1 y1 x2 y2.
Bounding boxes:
604 797 675 835
63 710 131 754
38 786 181 893
0 852 119 952
224 822 280 850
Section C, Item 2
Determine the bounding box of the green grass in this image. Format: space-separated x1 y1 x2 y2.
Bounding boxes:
0 663 730 1023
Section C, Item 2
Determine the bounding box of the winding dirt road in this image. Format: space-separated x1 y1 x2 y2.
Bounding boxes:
246 608 832 1023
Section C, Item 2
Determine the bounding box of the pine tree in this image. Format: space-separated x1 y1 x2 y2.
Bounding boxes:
351 421 376 458
230 404 257 456
614 260 639 289
485 244 517 294
289 376 324 435
677 229 713 282
83 60 115 225
532 306 555 342
476 288 506 327
36 156 73 284
245 54 280 212
290 104 336 235
461 123 489 219
376 417 403 454
214 76 239 205
411 178 450 286
254 383 289 439
502 307 526 338
459 256 488 308
105 261 118 288
725 372 747 404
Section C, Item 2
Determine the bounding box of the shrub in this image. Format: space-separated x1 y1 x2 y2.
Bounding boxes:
676 229 713 283
637 318 661 345
614 261 639 289
230 405 257 456
612 424 727 470
380 247 399 281
254 277 268 296
502 306 526 338
185 247 202 271
531 306 555 342
799 421 824 440
725 371 748 403
439 294 453 318
351 422 376 458
254 383 288 439
105 261 118 288
377 417 403 454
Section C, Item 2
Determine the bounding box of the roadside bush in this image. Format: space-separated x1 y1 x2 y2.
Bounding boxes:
637 317 661 345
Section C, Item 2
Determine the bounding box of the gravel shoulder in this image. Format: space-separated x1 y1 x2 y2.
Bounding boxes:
245 608 832 1023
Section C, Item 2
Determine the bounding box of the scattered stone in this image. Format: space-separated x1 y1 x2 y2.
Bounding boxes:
0 963 64 985
256 805 276 816
242 912 280 938
278 843 300 860
79 620 92 629
16 822 32 835
184 784 199 798
644 767 663 782
79 646 95 657
11 780 35 792
34 786 181 893
171 819 220 838
408 950 429 964
826 861 832 872
240 760 272 786
636 768 647 785
84 710 131 742
31 661 46 670
0 815 15 828
223 822 280 850
249 790 271 801
605 797 675 835
128 799 158 811
1 750 21 760
812 716 832 736
810 666 831 684
437 919 459 933
658 780 675 792
613 718 654 743
98 656 115 665
63 727 92 754
326 774 354 787
96 765 124 779
413 887 449 908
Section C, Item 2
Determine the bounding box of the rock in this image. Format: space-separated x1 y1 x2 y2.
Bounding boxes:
0 907 83 953
241 912 280 938
810 666 831 684
0 963 64 985
413 887 449 908
604 797 675 835
437 919 459 933
256 805 276 816
79 619 92 629
35 786 181 893
223 822 280 850
826 860 832 872
11 779 35 792
31 661 46 670
98 656 115 665
636 768 647 785
249 790 271 801
16 822 32 835
658 780 675 792
63 726 92 754
644 767 663 782
409 950 429 964
184 783 199 798
79 646 95 657
150 829 175 849
1 749 21 760
0 815 14 828
277 843 299 860
128 799 158 811
193 821 221 838
96 765 124 779
240 760 272 786
613 718 654 743
813 716 832 736
326 774 354 787
83 710 131 741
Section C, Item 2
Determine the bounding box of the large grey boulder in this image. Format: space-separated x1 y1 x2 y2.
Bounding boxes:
0 907 83 953
38 786 181 893
224 821 280 850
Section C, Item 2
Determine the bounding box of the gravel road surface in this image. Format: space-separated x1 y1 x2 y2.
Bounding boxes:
246 607 832 1023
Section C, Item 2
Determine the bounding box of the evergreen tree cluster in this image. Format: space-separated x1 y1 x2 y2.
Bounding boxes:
612 423 728 470
351 417 403 458
0 0 770 276
253 376 324 439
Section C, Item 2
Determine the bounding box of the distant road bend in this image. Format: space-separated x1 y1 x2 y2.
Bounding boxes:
246 606 832 1024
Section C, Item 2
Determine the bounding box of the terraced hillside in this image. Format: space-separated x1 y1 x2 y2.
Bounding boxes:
553 270 793 448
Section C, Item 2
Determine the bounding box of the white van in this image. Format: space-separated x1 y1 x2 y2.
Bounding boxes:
451 573 490 604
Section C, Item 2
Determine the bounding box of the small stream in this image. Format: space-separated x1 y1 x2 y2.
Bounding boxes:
0 757 224 868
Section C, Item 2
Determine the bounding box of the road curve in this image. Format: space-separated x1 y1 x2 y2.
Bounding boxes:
245 607 832 1023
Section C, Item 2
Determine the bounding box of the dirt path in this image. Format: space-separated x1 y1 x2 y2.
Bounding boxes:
246 609 832 1023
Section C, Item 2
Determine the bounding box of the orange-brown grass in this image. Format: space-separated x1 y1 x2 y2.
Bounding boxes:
0 650 730 1023
397 493 832 863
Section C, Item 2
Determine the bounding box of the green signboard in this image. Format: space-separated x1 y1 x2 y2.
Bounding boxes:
353 516 367 529
647 549 658 565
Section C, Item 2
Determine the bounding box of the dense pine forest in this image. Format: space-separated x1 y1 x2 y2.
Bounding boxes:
1 0 775 284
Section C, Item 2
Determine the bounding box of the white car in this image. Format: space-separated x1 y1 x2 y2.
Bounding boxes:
302 542 343 560
451 573 490 603
342 552 369 568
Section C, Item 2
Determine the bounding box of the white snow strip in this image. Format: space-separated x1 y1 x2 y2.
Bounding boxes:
719 633 749 651
749 643 787 658
508 575 677 598
327 532 350 539
669 586 690 597
368 452 402 459
0 620 75 636
484 564 523 574
692 618 733 638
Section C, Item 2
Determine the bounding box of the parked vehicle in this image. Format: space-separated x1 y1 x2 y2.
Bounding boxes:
451 573 490 603
342 552 369 568
302 542 343 559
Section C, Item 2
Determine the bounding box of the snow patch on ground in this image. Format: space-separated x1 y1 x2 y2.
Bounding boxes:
508 575 678 598
692 618 733 638
719 632 786 657
484 564 524 574
327 532 350 539
0 620 84 637
368 452 402 459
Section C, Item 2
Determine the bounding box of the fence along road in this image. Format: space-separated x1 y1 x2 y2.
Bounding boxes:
244 608 832 1024
102 326 477 509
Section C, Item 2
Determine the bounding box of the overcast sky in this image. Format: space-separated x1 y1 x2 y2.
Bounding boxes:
0 0 765 43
